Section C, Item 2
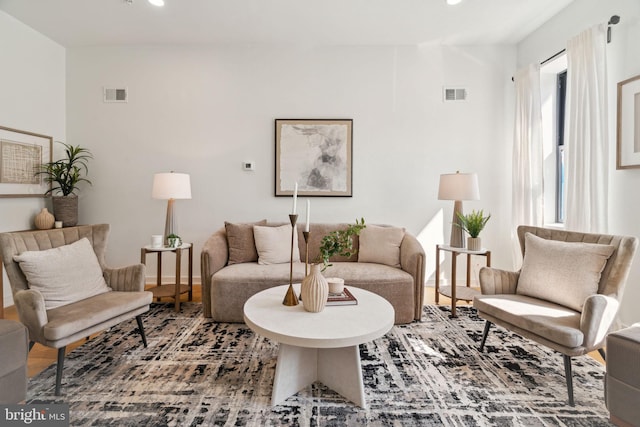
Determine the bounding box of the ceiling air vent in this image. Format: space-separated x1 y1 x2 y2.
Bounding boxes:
103 87 128 103
443 87 467 102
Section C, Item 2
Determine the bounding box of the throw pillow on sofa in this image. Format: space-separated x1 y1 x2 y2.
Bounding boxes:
253 224 301 265
13 237 112 310
225 220 267 265
358 225 405 268
516 232 615 312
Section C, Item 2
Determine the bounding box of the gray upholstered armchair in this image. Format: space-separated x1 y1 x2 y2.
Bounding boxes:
474 226 638 406
0 224 153 396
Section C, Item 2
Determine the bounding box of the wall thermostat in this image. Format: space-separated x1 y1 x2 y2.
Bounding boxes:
242 161 255 171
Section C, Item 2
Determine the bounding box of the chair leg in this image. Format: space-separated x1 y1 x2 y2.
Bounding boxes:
479 321 492 352
563 355 574 406
28 341 35 352
55 347 66 396
136 315 148 348
597 348 606 361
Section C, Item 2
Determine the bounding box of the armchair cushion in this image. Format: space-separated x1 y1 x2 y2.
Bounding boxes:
13 238 111 310
253 224 300 264
516 233 614 312
358 225 405 268
225 220 266 265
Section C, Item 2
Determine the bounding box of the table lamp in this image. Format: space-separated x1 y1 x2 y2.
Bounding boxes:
152 172 192 245
438 171 480 248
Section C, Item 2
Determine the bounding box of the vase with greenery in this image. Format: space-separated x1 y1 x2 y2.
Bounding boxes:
456 209 490 251
37 142 93 227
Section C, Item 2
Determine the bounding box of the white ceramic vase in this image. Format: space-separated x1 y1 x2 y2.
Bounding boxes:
301 263 329 313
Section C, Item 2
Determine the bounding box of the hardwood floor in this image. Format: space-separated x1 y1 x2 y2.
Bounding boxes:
2 284 602 379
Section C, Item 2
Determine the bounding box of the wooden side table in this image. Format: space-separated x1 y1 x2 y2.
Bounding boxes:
141 243 193 312
435 244 491 318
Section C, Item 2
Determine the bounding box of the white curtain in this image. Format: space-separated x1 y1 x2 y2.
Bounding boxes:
564 24 608 233
512 63 543 266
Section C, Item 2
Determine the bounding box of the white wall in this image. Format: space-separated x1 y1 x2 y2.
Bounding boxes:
517 0 640 326
0 11 66 308
66 44 515 286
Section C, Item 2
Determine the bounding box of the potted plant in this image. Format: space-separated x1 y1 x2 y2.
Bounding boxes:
456 209 490 251
37 142 93 227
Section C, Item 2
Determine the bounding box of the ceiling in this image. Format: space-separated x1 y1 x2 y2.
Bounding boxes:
0 0 574 47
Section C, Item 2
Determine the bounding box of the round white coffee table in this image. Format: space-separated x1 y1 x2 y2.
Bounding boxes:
243 284 394 408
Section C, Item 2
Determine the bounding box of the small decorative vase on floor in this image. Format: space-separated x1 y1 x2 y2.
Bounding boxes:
301 263 329 313
34 208 55 230
52 195 79 227
467 237 481 251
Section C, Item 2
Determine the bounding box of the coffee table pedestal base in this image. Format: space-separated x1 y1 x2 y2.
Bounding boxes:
272 344 366 408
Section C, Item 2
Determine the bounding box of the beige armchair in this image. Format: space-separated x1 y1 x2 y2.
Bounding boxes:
474 226 638 406
0 224 153 396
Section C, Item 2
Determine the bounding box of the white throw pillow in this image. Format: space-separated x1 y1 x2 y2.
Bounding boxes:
13 237 112 310
516 233 615 312
358 225 405 268
253 224 301 265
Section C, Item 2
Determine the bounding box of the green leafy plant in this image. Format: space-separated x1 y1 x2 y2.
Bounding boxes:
456 209 491 238
315 218 366 271
37 142 93 196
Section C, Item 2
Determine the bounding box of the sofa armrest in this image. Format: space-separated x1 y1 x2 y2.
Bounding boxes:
200 228 229 317
104 264 146 292
13 289 48 344
581 293 619 351
400 233 426 321
478 267 519 295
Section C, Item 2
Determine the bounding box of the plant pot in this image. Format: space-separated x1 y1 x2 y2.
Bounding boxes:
467 237 482 251
34 208 55 230
326 277 345 295
301 264 329 313
52 195 78 227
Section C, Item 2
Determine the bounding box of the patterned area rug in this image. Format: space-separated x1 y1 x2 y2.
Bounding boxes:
27 303 611 426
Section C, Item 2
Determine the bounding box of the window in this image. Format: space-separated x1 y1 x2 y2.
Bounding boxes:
555 70 567 223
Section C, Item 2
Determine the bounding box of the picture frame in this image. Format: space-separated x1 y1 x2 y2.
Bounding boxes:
275 119 353 197
0 126 52 197
616 74 640 169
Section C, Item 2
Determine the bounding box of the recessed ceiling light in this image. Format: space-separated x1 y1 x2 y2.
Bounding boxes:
148 0 165 6
447 0 462 5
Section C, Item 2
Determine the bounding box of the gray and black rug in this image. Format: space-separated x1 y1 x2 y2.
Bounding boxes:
27 303 611 426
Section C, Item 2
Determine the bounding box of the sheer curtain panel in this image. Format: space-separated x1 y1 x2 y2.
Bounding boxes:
564 24 609 233
512 63 543 266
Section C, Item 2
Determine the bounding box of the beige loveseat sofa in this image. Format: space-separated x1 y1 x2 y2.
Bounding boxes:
201 222 425 324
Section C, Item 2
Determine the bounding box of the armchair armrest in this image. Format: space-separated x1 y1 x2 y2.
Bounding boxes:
478 267 519 295
104 264 146 292
13 289 48 344
200 228 229 317
581 294 619 351
400 233 426 321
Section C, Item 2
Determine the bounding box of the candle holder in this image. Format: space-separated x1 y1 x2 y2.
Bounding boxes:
303 231 310 276
282 214 299 306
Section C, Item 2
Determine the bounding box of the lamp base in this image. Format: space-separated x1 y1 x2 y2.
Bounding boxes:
164 198 177 245
449 200 465 248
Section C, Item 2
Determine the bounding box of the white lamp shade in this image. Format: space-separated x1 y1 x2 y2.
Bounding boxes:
152 172 192 200
438 172 480 201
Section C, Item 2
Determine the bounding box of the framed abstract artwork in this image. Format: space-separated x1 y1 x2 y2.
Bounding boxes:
0 126 52 197
617 73 640 169
275 119 353 197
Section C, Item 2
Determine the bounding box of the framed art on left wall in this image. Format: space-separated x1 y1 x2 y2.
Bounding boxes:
0 126 52 197
617 74 640 169
275 119 353 197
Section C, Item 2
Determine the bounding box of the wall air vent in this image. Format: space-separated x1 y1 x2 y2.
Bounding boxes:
103 87 128 103
443 87 467 102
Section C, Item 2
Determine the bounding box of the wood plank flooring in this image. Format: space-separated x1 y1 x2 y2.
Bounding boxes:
3 284 603 379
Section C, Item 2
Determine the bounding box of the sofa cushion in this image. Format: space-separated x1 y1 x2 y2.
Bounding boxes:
516 233 615 312
358 225 405 268
225 220 267 265
13 238 111 310
253 224 301 264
